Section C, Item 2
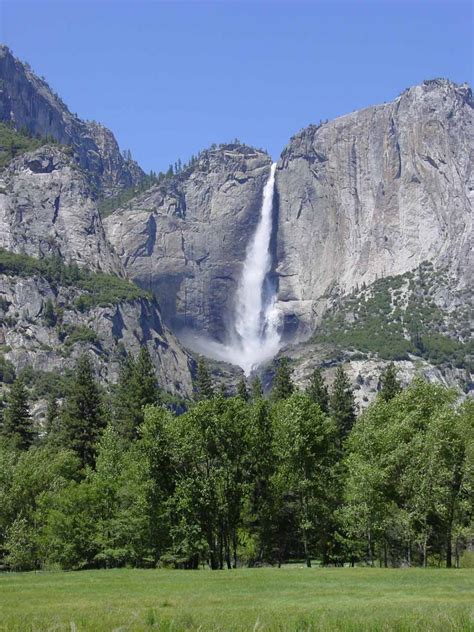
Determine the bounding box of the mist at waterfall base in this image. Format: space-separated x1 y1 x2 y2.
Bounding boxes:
182 163 282 376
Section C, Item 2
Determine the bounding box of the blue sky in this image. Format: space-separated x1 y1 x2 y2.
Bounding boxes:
1 1 472 173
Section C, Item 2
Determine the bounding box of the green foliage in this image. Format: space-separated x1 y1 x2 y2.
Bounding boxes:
272 357 294 401
0 354 15 384
0 122 56 170
313 265 473 369
250 375 263 400
0 248 149 310
60 324 99 348
306 367 329 413
0 365 471 573
341 381 473 568
17 366 71 400
237 377 249 401
0 377 34 450
330 366 356 443
42 298 57 327
272 393 337 566
194 358 214 401
98 173 162 218
60 355 105 468
114 347 159 441
379 362 401 401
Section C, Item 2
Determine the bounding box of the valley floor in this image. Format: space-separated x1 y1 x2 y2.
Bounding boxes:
0 567 472 631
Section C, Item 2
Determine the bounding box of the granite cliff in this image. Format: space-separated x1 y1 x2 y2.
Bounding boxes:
104 145 272 339
0 46 472 402
0 141 194 397
275 79 472 335
0 45 144 196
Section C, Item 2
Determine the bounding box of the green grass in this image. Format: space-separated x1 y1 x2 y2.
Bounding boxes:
0 567 472 631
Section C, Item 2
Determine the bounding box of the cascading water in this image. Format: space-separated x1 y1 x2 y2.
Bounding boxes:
231 162 281 374
182 162 281 374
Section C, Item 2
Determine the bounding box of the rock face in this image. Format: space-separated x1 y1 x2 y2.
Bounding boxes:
104 145 272 340
0 45 144 196
0 146 121 273
275 79 473 335
0 143 194 395
0 273 194 396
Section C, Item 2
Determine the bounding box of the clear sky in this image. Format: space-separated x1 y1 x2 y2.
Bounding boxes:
1 0 472 173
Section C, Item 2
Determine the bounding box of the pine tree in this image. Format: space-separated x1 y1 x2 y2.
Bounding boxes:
1 377 34 450
218 383 227 398
114 347 158 441
272 357 294 401
329 365 356 442
61 354 105 468
306 367 329 413
237 377 249 401
379 362 402 401
42 298 56 327
134 347 158 408
195 358 214 401
250 376 263 400
114 354 137 440
45 392 60 439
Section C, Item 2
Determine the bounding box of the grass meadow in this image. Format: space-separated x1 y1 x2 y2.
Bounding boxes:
0 567 472 631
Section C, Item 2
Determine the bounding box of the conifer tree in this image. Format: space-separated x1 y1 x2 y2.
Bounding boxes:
61 354 105 468
329 365 356 442
250 376 263 400
272 357 294 401
42 298 56 327
45 392 60 440
134 347 158 408
195 358 214 401
1 377 34 450
237 377 249 401
379 362 402 401
306 367 329 413
114 348 158 441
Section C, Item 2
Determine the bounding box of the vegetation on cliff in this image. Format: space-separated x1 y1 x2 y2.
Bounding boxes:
0 121 58 170
313 262 472 374
0 249 150 309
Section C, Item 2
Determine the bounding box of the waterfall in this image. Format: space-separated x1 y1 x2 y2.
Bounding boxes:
181 162 281 375
231 162 281 374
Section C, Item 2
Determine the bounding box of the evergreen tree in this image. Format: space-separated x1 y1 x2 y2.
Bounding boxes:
61 355 105 468
134 347 158 409
114 354 137 440
379 362 402 401
42 298 56 327
45 393 60 440
195 358 214 401
250 376 263 400
114 348 158 441
330 366 356 443
1 377 34 450
306 367 329 413
272 357 294 401
237 377 249 401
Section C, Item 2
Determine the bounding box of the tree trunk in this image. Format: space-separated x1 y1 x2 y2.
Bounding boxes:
423 536 427 568
446 528 452 568
367 528 373 567
232 530 238 569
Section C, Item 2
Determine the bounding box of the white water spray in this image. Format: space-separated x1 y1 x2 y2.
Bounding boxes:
183 163 281 375
231 162 281 373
